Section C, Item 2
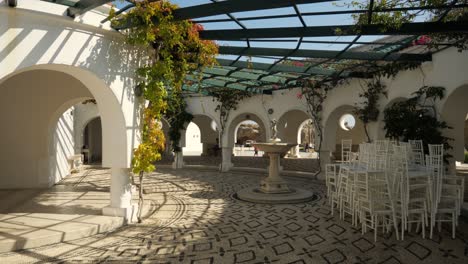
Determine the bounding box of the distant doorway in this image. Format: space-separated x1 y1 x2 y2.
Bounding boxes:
83 117 102 164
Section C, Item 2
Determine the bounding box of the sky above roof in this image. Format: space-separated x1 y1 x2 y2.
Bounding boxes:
112 1 382 63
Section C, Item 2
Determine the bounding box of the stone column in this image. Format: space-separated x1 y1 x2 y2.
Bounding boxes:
103 167 134 221
220 147 233 172
172 151 184 169
317 150 331 180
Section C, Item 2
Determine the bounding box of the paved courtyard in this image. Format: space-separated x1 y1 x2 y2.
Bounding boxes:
1 168 467 263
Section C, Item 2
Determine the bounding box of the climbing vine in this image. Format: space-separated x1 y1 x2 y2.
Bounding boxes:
347 0 468 51
297 77 344 175
384 86 452 162
204 88 252 170
164 90 193 152
109 0 217 222
353 78 388 142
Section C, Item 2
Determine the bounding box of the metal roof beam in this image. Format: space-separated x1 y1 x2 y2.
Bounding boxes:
173 0 337 20
218 46 432 61
200 21 468 40
67 0 112 18
185 75 262 93
202 68 290 84
194 4 468 23
216 58 368 77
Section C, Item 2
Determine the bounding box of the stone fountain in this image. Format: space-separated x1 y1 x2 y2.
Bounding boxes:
235 119 315 203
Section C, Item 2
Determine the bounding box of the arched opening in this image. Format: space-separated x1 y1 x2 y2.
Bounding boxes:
227 113 267 148
324 105 367 161
277 109 313 158
183 122 203 156
298 119 316 158
0 66 128 189
83 117 102 164
190 115 219 157
235 120 263 156
441 85 468 170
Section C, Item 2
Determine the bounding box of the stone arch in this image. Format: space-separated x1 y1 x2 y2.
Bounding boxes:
0 65 128 188
277 109 311 157
226 113 268 148
191 114 219 156
183 121 203 156
441 84 468 168
277 109 310 143
74 102 100 156
323 105 367 154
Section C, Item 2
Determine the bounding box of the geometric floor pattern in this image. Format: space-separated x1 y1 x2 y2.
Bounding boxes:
1 168 467 263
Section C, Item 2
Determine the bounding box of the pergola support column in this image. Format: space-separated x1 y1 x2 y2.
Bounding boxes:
103 167 135 222
172 151 184 169
220 147 234 172
318 150 331 180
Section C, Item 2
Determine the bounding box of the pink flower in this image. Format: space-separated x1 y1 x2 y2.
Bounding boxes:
296 92 303 99
292 61 304 67
272 84 279 90
412 35 431 46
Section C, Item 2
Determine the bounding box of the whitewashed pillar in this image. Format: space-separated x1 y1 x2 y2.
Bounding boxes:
318 150 331 180
220 147 233 172
172 151 184 169
103 167 134 221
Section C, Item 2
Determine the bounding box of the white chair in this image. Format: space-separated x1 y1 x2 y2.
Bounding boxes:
427 144 459 239
409 140 425 166
393 145 427 240
326 164 340 205
337 166 355 221
341 139 353 163
359 149 400 241
375 140 390 155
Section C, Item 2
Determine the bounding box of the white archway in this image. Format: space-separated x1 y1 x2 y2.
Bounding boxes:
277 109 311 157
226 113 268 148
323 105 367 157
190 114 219 156
441 84 468 170
183 122 203 156
0 66 128 190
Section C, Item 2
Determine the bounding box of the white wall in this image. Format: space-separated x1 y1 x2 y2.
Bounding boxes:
73 103 100 154
183 122 203 155
0 70 92 188
1 0 142 169
52 107 75 185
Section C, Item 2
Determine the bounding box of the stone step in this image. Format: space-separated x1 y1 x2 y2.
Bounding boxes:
0 189 43 213
0 213 124 253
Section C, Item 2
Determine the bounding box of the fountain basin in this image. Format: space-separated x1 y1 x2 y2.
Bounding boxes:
252 143 296 154
235 141 315 203
236 187 316 204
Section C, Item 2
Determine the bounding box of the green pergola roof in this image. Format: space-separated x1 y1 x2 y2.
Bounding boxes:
42 0 468 94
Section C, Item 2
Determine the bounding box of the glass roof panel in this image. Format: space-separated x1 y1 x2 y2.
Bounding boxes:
39 0 466 94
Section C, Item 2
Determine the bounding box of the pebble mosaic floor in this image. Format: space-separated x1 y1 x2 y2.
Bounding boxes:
1 168 467 264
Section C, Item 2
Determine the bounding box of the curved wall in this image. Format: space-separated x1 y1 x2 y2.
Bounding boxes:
0 70 92 188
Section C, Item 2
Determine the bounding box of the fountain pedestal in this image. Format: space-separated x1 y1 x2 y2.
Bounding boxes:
261 152 290 193
235 141 315 204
